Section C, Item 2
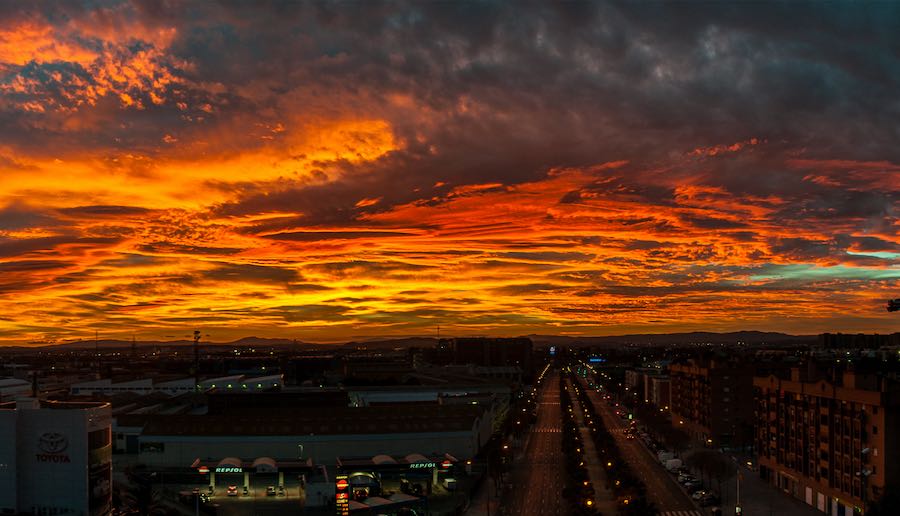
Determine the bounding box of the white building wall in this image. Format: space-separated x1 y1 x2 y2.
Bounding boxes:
0 380 31 401
155 378 195 395
71 378 153 396
0 410 17 512
17 406 90 514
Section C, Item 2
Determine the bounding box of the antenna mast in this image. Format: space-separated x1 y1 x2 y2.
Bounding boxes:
193 330 201 392
95 330 100 378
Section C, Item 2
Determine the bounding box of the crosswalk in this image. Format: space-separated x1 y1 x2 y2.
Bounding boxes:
532 427 561 433
661 511 703 516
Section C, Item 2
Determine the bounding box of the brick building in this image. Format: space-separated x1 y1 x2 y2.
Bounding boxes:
668 358 755 448
754 366 900 515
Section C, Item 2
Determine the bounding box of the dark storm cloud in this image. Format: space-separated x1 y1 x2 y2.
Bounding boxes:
0 203 61 231
261 230 417 242
58 205 152 217
1 1 899 342
202 263 301 284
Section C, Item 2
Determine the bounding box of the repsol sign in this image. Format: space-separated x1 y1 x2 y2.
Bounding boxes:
36 432 71 463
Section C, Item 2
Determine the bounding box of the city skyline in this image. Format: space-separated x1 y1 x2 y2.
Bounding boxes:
1 2 899 345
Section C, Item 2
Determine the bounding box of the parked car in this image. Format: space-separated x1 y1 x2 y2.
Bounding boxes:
266 486 276 496
699 493 720 507
691 490 708 501
226 485 238 497
684 481 703 493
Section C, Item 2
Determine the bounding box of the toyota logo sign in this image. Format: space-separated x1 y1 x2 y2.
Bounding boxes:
38 432 68 454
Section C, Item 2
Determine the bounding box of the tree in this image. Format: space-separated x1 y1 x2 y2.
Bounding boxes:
119 467 170 516
865 489 900 516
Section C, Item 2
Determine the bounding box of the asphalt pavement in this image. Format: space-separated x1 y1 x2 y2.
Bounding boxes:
503 372 566 516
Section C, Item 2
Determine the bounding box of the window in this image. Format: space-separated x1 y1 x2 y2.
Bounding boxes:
872 425 878 435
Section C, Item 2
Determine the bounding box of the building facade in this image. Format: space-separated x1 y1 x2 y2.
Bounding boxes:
648 376 671 409
0 399 112 516
754 368 899 515
669 358 755 448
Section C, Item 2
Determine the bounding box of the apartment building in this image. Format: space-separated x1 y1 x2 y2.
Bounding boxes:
754 367 899 515
669 358 755 448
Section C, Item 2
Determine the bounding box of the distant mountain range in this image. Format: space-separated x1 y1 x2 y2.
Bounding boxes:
3 330 816 352
525 331 816 347
17 336 319 351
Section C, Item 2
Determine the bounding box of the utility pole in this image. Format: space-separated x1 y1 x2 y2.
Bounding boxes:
485 458 490 516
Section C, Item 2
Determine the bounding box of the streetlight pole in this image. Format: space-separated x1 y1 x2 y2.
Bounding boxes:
485 459 490 516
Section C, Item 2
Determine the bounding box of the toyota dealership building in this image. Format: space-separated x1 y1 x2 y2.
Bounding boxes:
0 398 112 516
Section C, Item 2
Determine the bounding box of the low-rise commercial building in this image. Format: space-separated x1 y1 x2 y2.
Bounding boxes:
136 404 491 470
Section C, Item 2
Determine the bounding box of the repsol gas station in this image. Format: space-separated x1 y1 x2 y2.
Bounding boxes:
191 456 316 497
334 453 459 514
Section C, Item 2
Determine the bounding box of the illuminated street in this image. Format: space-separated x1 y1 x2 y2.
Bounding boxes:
506 373 565 516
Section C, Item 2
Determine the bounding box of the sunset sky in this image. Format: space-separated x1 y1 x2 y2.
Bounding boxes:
1 2 898 345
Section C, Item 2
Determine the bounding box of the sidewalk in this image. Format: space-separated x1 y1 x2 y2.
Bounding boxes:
465 476 502 516
681 447 821 516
